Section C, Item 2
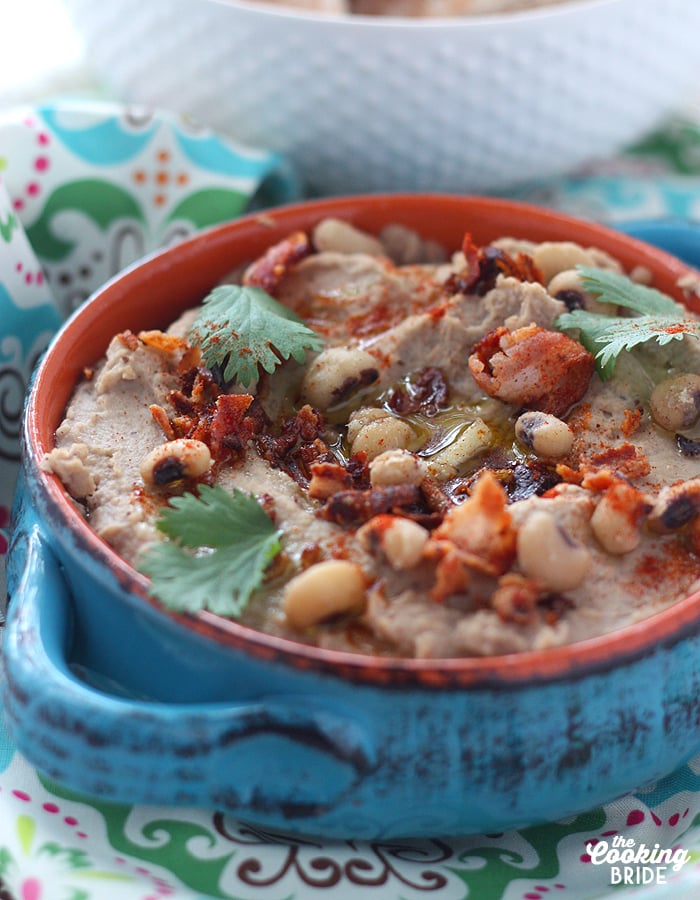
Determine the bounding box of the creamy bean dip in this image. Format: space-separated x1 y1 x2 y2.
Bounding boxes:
43 218 700 658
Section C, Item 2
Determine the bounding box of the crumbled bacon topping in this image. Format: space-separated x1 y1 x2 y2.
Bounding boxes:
468 323 595 418
387 366 449 417
581 442 651 484
491 573 541 625
242 230 312 295
255 404 335 486
426 472 517 601
320 484 423 527
443 233 544 297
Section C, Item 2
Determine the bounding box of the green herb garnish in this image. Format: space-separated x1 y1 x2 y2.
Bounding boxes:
555 266 699 379
138 485 282 617
188 284 324 387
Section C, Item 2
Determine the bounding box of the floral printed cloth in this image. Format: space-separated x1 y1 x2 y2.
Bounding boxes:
0 100 299 600
4 104 700 900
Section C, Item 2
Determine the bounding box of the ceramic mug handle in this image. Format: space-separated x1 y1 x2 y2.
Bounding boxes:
3 522 375 820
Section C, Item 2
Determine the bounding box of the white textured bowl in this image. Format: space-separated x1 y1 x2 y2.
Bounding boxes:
62 0 700 194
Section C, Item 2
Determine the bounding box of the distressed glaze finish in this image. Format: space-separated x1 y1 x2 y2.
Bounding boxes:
5 196 700 839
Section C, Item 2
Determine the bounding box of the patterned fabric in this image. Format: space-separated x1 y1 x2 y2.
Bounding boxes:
0 100 299 600
4 108 700 900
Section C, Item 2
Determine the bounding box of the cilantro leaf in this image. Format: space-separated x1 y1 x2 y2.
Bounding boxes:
188 284 324 387
555 266 700 379
554 308 622 380
577 266 685 316
138 485 282 618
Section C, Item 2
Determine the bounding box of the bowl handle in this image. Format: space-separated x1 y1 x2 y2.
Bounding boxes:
3 522 375 818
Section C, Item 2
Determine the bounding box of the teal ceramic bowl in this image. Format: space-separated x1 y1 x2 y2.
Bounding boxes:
5 195 700 839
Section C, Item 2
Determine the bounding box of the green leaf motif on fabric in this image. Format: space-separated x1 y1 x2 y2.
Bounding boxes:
38 775 235 899
165 187 249 230
0 212 18 244
447 809 606 895
25 180 145 262
628 118 700 175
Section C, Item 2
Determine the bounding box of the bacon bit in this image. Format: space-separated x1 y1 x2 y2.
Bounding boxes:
491 573 540 625
170 414 197 437
188 368 223 406
117 329 140 350
177 345 202 374
164 360 269 462
430 547 472 603
462 232 480 279
149 404 176 440
82 366 94 381
256 493 277 522
621 407 643 438
583 442 650 482
256 404 333 486
308 462 353 499
474 457 561 503
263 549 292 582
567 402 592 433
420 477 454 518
287 404 322 440
346 452 371 489
299 543 324 570
138 330 189 355
209 393 256 459
468 323 595 418
555 463 584 485
168 389 197 416
538 591 576 626
242 230 312 295
321 484 422 527
429 471 517 578
444 235 544 297
387 366 449 417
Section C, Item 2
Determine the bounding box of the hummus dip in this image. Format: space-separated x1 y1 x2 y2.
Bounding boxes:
43 218 700 658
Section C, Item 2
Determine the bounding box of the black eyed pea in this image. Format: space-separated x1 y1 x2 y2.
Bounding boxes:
590 481 650 555
312 218 385 256
369 449 426 488
357 514 429 569
301 347 379 412
516 510 591 592
425 419 493 480
547 269 610 315
351 416 415 462
647 479 700 533
649 373 700 433
140 438 212 487
515 411 574 459
282 560 366 629
347 407 391 445
532 241 621 285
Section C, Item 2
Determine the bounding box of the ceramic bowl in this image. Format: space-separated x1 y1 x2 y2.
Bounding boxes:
61 0 700 194
5 194 700 840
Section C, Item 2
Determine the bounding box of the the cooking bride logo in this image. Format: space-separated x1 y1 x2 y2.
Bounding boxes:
586 834 691 886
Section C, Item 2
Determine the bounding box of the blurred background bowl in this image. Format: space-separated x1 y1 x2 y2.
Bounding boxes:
61 0 700 195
